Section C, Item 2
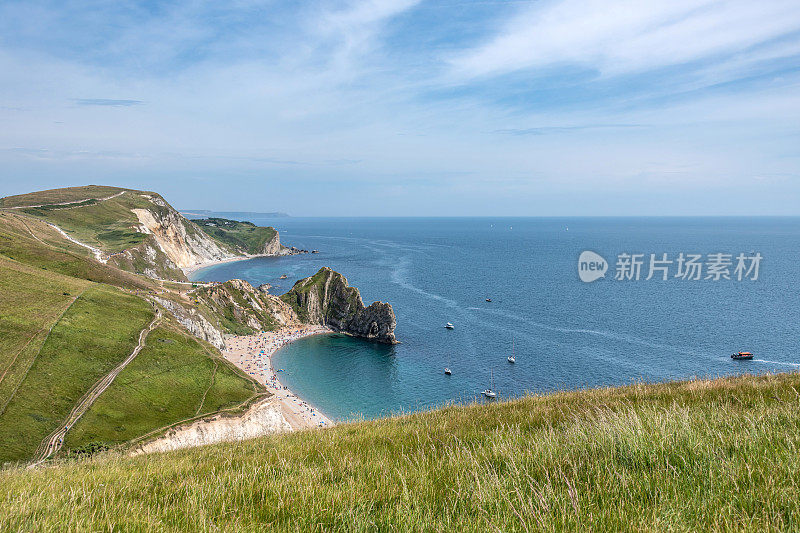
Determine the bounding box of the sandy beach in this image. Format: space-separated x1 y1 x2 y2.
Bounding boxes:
182 254 261 277
223 326 335 430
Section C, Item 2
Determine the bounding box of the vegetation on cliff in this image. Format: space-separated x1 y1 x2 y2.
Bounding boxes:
0 196 264 463
1 372 799 530
0 186 291 282
193 218 280 255
281 267 397 343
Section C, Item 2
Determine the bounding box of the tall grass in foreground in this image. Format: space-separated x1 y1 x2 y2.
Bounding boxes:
2 373 800 531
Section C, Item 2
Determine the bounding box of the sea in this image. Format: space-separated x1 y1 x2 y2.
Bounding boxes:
188 216 800 421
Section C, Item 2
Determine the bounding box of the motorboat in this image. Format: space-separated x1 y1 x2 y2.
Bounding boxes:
444 367 452 375
445 323 454 329
731 351 753 360
507 339 515 363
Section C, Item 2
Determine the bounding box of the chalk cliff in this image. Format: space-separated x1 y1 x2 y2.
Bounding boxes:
132 198 235 270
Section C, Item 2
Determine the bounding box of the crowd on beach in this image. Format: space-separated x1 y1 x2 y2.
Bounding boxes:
223 326 334 429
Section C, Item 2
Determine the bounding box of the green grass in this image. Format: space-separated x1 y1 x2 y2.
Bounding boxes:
0 256 91 410
1 373 799 530
64 320 262 450
0 213 154 290
0 285 154 464
0 185 129 208
193 217 278 254
22 195 149 253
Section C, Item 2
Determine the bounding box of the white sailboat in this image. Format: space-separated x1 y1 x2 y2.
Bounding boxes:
482 370 497 398
445 322 454 329
507 339 515 364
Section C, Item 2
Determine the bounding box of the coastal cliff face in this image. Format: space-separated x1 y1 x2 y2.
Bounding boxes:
152 296 226 350
132 196 236 270
281 267 397 344
195 279 300 335
161 272 395 350
134 397 290 455
260 232 282 255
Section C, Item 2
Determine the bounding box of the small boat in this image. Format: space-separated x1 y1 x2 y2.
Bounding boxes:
279 274 288 279
485 298 492 302
311 250 319 254
507 339 515 364
445 322 454 329
731 351 753 360
444 367 452 375
482 370 497 398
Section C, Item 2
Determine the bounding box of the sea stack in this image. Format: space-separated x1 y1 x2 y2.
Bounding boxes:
281 267 398 344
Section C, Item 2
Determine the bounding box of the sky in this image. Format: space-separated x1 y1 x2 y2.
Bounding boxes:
1 0 799 216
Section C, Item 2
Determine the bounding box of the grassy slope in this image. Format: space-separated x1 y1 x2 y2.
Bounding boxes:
193 218 278 254
0 286 155 464
21 193 152 253
0 212 154 291
0 256 91 411
65 318 263 450
1 373 799 531
0 185 128 208
4 187 235 281
0 207 265 463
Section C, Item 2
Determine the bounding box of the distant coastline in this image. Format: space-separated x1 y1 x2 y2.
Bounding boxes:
182 210 290 219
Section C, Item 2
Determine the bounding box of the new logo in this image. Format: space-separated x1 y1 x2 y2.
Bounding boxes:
578 251 607 283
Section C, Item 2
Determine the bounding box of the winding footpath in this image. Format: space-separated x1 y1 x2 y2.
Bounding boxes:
46 222 107 262
29 308 161 467
4 191 129 263
5 190 126 210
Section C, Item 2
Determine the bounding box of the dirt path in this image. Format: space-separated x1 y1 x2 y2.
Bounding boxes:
4 191 126 210
45 222 106 263
29 307 161 466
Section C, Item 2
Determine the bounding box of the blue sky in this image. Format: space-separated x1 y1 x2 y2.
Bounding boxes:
1 0 799 215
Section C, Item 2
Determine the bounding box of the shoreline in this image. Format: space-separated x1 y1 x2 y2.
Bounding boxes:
222 326 335 430
183 253 264 278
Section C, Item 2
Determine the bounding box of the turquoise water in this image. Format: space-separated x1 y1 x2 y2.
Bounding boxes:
190 217 800 421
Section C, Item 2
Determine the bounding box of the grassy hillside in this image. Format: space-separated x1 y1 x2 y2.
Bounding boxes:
0 185 130 208
0 285 155 463
64 318 263 452
0 212 155 290
20 191 154 253
0 256 91 414
193 218 278 255
0 204 265 464
1 372 799 530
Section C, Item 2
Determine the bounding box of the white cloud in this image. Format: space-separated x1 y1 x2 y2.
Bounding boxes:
450 0 800 82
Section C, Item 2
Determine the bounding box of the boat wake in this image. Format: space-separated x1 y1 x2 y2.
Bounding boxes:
471 306 696 356
754 359 800 367
390 256 460 308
